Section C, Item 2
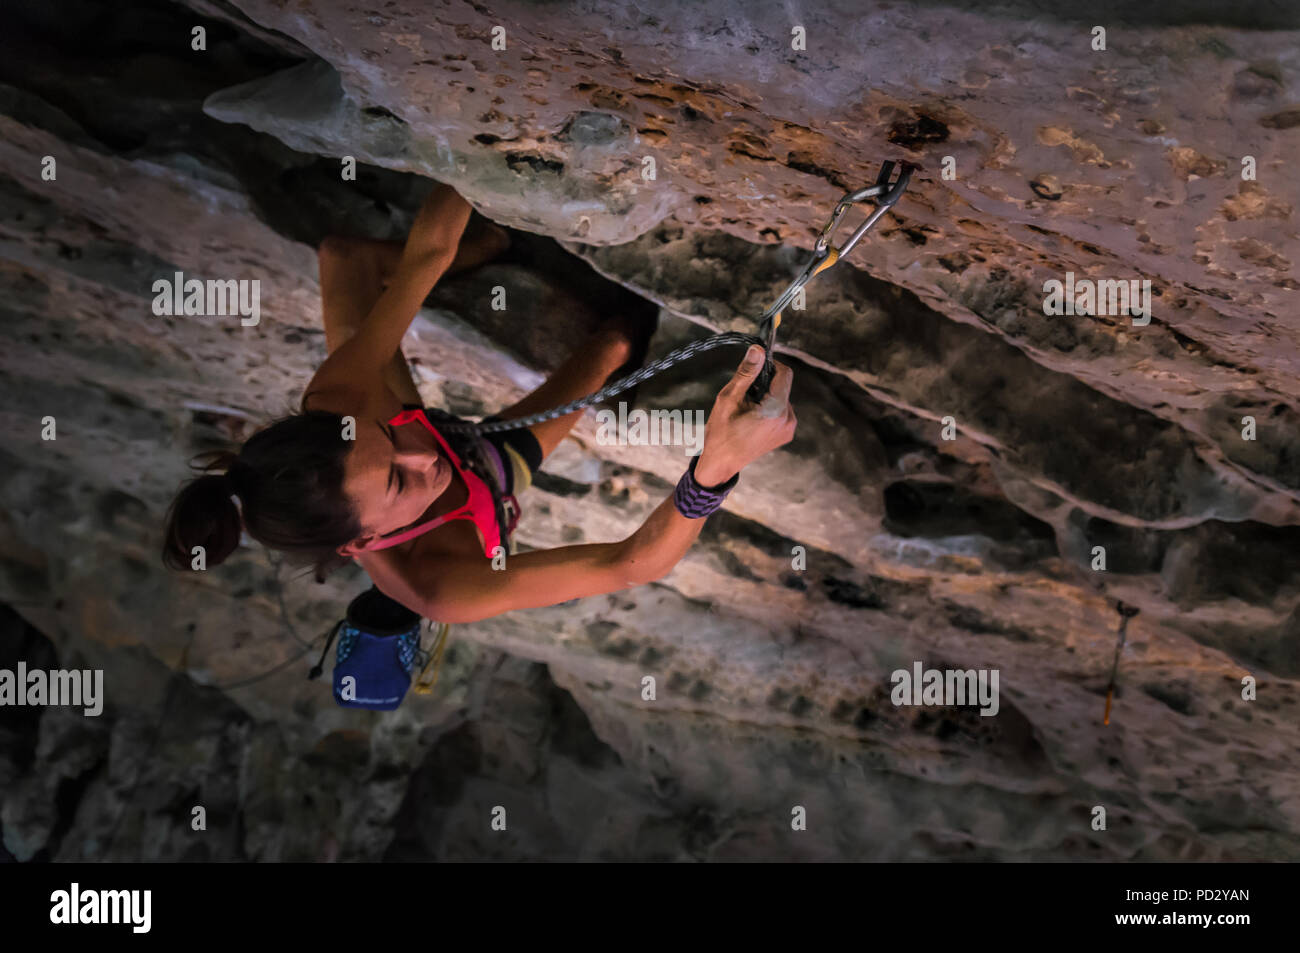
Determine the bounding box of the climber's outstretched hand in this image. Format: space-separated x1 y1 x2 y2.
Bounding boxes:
694 344 796 485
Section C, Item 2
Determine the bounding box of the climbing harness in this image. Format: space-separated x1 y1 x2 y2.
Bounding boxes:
1102 601 1140 725
438 160 914 435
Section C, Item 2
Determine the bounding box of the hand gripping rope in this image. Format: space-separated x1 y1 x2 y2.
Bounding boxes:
438 160 914 436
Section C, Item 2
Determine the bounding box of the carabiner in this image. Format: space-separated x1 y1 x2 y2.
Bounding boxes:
817 161 914 260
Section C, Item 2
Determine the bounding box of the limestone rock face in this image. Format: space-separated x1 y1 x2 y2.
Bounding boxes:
1 0 1298 860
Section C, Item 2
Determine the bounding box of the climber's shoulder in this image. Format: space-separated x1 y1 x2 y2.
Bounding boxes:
302 367 411 418
300 380 389 417
299 385 356 415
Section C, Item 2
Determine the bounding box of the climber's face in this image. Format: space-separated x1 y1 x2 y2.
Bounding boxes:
339 405 455 550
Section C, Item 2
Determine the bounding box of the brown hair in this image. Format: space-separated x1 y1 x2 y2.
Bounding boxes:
162 410 361 582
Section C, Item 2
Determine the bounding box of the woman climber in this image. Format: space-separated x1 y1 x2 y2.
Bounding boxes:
162 183 797 624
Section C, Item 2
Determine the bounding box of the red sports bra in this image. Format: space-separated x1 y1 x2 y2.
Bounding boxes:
360 408 516 557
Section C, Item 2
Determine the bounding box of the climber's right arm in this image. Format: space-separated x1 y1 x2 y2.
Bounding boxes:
362 529 692 625
362 490 729 624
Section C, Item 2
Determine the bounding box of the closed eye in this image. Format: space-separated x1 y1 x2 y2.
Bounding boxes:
380 421 404 497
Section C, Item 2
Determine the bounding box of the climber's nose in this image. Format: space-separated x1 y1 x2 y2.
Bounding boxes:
394 446 439 473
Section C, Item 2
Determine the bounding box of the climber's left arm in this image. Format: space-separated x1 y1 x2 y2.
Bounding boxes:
309 184 472 396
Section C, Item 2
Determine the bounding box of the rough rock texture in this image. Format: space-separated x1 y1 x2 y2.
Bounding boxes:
1 0 1298 861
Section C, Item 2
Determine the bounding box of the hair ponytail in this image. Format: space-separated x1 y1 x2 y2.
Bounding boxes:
161 411 362 581
162 451 245 571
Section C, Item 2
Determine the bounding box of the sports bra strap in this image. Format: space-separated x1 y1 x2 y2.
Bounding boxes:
360 408 503 556
362 506 473 550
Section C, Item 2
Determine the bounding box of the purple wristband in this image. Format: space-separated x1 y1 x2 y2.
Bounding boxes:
673 455 739 519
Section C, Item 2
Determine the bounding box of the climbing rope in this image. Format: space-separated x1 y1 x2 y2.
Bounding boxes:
438 160 914 435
